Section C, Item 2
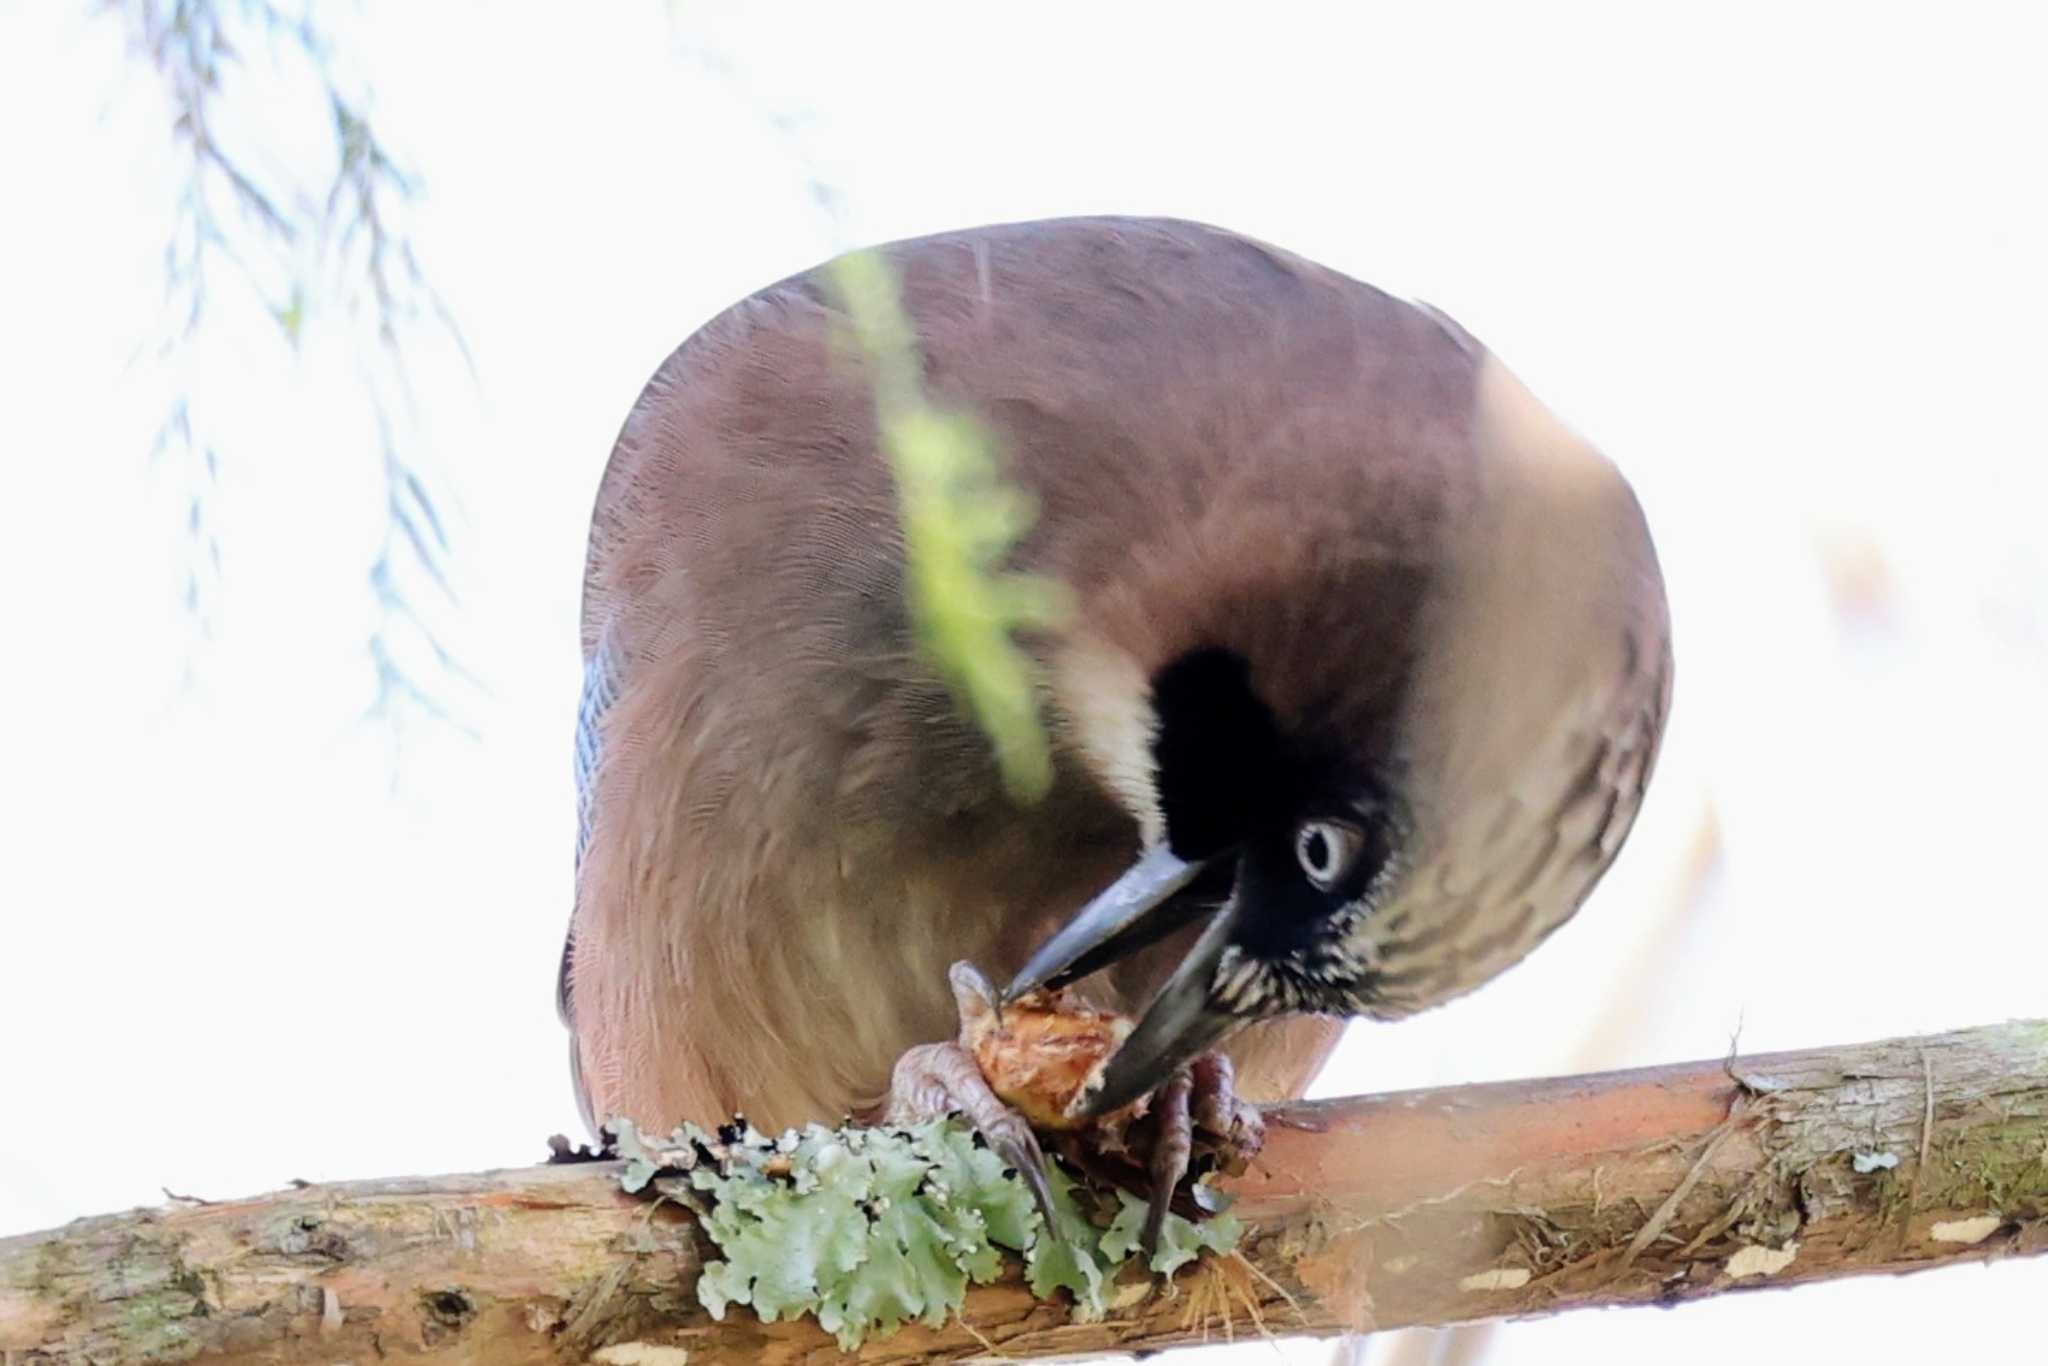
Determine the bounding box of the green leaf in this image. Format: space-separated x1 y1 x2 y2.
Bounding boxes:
825 250 1070 803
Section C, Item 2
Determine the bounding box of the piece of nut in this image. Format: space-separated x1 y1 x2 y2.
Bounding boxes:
952 963 1134 1129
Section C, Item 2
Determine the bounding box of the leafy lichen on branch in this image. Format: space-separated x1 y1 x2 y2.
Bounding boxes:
609 1116 1242 1350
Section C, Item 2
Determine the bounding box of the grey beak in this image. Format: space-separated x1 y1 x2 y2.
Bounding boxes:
1001 843 1211 1002
1077 900 1244 1118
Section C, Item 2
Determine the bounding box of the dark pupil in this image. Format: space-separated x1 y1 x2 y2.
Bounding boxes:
1303 829 1331 874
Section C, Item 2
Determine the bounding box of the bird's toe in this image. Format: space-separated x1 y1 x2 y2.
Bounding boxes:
881 1039 1059 1230
1189 1050 1265 1176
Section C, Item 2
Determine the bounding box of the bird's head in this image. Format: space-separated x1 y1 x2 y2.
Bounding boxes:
1004 641 1415 1117
1004 348 1670 1119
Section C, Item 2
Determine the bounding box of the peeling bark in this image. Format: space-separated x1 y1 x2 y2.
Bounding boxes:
4 1020 2044 1363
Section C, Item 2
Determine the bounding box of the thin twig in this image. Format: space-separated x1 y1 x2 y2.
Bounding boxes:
1909 1046 1936 1218
1618 1103 1746 1267
103 0 470 733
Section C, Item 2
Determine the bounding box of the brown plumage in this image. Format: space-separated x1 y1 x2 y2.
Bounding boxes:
559 215 1671 1138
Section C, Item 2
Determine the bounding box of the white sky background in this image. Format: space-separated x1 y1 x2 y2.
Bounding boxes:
3 1 2045 1361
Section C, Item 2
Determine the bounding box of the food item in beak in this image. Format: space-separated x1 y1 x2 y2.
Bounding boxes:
955 972 1136 1130
943 960 1264 1248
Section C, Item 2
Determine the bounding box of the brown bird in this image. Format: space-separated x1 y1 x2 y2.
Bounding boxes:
559 217 1671 1190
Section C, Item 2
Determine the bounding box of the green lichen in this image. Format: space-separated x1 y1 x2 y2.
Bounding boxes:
1926 1117 2048 1215
108 1245 210 1363
612 1117 1242 1350
1019 1158 1116 1311
1102 1189 1244 1277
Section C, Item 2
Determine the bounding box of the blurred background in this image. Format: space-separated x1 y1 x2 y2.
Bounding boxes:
3 2 2043 1361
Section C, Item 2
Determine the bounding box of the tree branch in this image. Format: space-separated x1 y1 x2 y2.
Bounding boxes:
6 1020 2044 1363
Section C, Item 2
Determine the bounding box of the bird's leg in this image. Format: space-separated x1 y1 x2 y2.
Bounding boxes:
1139 1068 1194 1255
881 1041 1060 1231
1108 1050 1264 1254
1188 1050 1265 1175
880 962 1266 1248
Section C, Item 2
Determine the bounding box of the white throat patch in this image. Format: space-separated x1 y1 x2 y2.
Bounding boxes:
1051 635 1165 846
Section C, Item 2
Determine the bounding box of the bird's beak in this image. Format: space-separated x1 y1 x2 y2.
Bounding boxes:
1002 843 1251 1121
1076 900 1244 1117
1001 843 1213 1002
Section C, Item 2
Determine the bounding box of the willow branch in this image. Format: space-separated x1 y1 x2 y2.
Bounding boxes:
5 1020 2044 1364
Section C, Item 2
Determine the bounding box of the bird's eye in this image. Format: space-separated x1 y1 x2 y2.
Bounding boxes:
1294 820 1362 890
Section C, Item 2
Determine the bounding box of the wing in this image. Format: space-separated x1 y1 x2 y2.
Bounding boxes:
558 616 625 1136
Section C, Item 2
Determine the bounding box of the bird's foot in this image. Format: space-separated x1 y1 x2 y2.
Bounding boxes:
883 961 1263 1253
1065 1048 1264 1253
882 1037 1061 1230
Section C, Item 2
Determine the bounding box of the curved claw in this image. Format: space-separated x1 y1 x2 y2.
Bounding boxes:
880 1038 1063 1236
988 1128 1060 1235
1141 1068 1196 1258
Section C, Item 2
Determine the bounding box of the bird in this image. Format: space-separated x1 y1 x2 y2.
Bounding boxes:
557 216 1671 1179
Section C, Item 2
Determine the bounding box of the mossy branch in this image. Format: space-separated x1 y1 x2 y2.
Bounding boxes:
5 1020 2045 1363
